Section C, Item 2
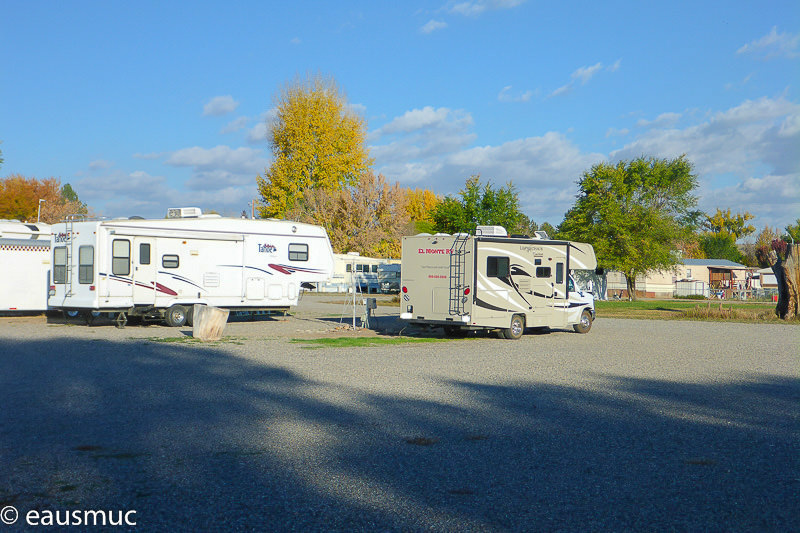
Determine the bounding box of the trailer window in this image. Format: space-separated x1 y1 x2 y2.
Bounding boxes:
372 265 378 273
162 254 179 269
346 264 352 272
140 243 151 265
78 246 94 284
53 247 67 283
487 256 509 278
536 266 551 278
288 243 308 261
556 263 564 284
112 239 130 276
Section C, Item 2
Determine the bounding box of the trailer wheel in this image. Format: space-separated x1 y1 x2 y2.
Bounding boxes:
504 314 525 340
185 305 196 327
573 309 592 334
165 305 187 327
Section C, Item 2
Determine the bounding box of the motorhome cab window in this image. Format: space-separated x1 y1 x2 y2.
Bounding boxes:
289 243 308 261
112 239 130 276
162 255 180 268
53 247 67 283
487 256 510 278
78 246 94 284
140 243 151 265
536 266 551 278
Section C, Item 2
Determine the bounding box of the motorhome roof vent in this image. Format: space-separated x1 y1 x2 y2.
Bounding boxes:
167 207 203 219
534 230 550 240
476 225 507 237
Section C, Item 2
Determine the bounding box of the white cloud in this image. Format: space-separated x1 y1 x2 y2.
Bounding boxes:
221 116 249 134
202 95 240 116
420 19 447 34
607 58 622 72
572 62 603 84
449 0 525 17
636 112 682 128
737 27 799 59
498 85 533 103
290 37 302 45
88 159 113 170
165 145 267 190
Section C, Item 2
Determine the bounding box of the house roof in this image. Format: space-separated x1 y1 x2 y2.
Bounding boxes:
682 258 747 269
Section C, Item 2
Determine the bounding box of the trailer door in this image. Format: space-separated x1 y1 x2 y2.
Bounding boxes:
549 260 568 327
133 238 157 304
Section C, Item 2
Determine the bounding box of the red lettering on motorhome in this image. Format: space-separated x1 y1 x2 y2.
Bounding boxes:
418 248 452 254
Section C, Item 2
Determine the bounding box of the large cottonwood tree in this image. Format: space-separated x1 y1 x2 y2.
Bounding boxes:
256 75 373 218
558 155 698 300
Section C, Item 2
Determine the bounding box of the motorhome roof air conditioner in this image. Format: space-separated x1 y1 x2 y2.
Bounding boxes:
166 207 203 219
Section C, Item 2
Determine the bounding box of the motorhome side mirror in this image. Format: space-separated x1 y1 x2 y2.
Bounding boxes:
595 267 605 275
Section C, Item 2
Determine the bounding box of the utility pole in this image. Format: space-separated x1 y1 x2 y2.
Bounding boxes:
37 199 45 222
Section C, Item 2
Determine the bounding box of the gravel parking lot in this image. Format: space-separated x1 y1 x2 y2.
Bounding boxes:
1 296 798 531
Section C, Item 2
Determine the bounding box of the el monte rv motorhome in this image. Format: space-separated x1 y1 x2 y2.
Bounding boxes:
400 226 600 339
0 220 51 312
48 210 334 326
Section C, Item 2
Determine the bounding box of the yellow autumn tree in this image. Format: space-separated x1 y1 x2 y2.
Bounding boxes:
404 187 441 234
256 75 373 218
0 175 88 223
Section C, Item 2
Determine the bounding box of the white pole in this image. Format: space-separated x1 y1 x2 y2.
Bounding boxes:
37 199 45 222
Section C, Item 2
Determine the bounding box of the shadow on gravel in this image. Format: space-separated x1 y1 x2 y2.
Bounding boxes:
0 339 797 531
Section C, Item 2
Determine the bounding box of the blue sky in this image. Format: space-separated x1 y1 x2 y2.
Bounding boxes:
2 1 798 234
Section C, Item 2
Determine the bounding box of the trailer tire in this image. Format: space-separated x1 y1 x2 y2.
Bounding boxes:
504 314 525 340
165 305 188 327
573 309 592 334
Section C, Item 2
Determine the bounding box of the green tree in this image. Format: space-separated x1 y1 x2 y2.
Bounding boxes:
432 176 523 234
784 219 800 243
558 155 698 300
699 233 744 263
256 74 373 219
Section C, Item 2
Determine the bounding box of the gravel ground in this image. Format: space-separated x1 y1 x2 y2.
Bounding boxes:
0 295 798 532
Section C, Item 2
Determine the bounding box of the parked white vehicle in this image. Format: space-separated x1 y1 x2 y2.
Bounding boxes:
48 209 334 326
400 226 600 339
0 220 52 311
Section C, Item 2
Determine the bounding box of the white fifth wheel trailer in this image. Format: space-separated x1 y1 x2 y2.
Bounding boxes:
0 220 52 312
48 209 334 326
399 226 600 339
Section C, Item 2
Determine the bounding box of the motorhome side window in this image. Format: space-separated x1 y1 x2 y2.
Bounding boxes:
556 263 564 284
78 246 94 284
487 256 509 278
140 243 151 265
112 239 130 276
53 247 67 283
346 264 352 272
288 243 308 261
162 255 179 268
536 266 551 278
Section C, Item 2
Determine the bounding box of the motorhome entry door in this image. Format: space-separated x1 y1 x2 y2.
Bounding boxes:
133 238 157 304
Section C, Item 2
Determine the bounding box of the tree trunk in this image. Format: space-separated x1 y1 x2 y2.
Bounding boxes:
774 244 799 320
626 273 637 301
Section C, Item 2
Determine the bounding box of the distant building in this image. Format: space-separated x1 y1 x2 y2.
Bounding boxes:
605 259 752 299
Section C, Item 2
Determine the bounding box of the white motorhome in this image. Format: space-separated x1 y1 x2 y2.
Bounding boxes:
0 220 52 311
399 226 600 339
48 209 334 326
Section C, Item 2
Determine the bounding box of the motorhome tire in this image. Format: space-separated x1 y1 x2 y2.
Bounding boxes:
185 305 197 327
573 309 592 334
165 305 188 327
504 314 525 340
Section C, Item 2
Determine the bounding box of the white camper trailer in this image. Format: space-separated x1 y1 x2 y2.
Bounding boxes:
48 210 334 326
0 220 52 311
399 226 600 339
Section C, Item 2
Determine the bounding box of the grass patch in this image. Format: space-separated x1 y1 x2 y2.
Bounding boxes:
595 299 780 323
290 336 448 349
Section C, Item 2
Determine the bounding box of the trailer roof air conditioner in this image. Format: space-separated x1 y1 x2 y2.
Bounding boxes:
167 207 203 219
476 225 508 237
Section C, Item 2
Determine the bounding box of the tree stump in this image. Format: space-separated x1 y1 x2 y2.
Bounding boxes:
773 244 799 320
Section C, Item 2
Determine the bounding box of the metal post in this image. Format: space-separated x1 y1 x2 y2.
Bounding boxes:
37 199 45 222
